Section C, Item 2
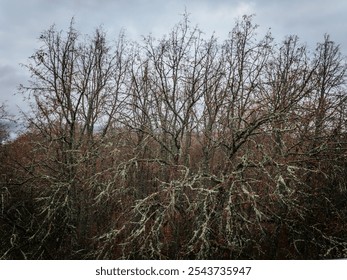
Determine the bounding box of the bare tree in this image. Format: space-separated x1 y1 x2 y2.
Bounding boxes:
16 20 132 258
2 15 346 260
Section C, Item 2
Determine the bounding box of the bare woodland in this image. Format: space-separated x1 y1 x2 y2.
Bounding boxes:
1 15 347 259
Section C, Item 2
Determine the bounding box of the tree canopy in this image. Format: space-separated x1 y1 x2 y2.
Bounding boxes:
1 15 347 259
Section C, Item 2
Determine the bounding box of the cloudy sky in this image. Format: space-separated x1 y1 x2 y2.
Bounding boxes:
1 0 347 118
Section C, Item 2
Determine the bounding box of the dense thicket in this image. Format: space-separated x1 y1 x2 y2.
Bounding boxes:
1 15 347 259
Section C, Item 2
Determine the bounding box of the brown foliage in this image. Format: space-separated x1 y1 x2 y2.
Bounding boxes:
1 15 347 259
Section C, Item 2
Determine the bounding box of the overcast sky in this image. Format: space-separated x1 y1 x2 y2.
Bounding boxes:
1 0 347 118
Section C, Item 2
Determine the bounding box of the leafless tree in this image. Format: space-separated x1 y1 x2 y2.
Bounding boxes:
14 20 133 258
2 15 346 260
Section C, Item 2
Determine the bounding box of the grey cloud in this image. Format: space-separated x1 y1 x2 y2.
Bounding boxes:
253 0 347 50
0 64 28 115
1 0 346 119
